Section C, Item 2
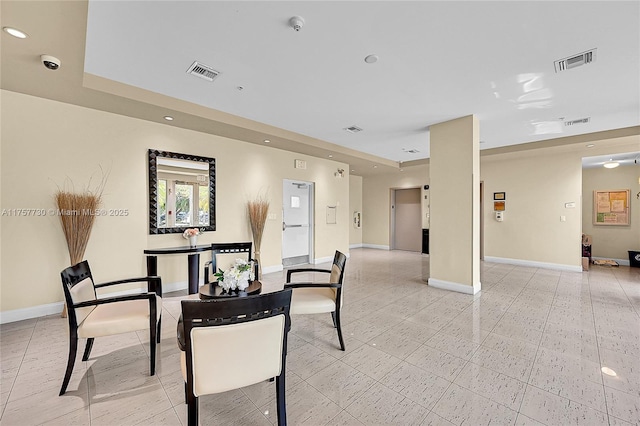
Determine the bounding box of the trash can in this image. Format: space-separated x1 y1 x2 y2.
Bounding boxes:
629 251 640 268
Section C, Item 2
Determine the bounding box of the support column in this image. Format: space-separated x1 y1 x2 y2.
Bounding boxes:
428 115 481 294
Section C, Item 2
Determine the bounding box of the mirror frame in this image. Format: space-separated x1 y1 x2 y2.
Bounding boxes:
148 149 216 234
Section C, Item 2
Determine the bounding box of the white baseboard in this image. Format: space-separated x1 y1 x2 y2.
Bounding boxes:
591 256 630 266
0 302 65 324
361 244 390 250
262 264 284 275
484 256 582 272
428 278 481 295
349 243 363 249
314 256 334 265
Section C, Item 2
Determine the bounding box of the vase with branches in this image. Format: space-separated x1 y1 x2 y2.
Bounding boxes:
55 173 107 316
247 194 269 278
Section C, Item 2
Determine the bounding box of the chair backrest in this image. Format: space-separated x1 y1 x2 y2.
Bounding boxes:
60 261 98 327
181 289 292 397
330 251 347 306
210 242 252 271
210 242 257 279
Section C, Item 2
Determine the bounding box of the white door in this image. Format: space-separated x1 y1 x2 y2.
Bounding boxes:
282 180 312 266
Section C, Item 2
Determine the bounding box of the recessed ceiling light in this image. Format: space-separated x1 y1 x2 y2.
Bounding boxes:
604 159 619 169
237 86 244 91
351 169 355 172
373 165 378 168
328 155 333 158
163 116 174 121
263 139 270 143
364 54 379 64
586 144 595 148
3 27 28 38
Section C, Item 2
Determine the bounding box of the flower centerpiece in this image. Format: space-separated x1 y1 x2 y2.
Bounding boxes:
214 258 254 292
183 228 201 247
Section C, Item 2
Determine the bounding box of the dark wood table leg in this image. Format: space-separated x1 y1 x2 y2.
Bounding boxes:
187 253 200 294
147 256 158 277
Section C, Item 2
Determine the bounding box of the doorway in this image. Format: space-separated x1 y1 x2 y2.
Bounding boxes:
392 188 422 251
282 179 314 266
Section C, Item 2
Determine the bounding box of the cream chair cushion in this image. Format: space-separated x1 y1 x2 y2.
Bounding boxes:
69 278 97 325
181 314 285 396
289 287 336 315
78 295 162 338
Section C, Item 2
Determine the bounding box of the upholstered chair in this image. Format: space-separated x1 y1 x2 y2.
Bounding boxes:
284 250 347 351
179 289 292 426
59 261 162 395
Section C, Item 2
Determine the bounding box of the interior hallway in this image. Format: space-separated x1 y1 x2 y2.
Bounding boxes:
1 249 639 425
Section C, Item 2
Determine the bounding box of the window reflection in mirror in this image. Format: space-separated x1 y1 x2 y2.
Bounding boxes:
148 149 216 234
157 157 209 228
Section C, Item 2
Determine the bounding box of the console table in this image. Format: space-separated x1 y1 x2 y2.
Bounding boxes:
144 245 212 294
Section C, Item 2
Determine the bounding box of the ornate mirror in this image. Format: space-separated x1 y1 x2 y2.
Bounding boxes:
148 149 216 234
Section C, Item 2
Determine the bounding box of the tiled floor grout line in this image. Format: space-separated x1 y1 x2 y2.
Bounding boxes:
0 320 37 422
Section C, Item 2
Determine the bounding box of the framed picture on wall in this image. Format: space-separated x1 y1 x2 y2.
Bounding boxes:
593 189 630 225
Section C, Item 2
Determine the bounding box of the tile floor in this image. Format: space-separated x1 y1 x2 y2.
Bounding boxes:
1 249 639 425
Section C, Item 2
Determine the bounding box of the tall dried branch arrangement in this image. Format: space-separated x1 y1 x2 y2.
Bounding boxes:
247 195 269 278
55 173 107 316
55 191 102 264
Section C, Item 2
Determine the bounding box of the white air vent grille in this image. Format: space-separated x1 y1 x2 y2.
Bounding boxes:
564 117 591 126
344 126 363 133
186 61 221 82
554 49 597 73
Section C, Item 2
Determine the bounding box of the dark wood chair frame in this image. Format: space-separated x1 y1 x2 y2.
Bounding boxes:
181 289 292 426
203 242 258 284
59 260 162 396
284 250 347 351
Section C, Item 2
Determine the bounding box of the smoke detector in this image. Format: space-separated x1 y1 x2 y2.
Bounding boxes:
289 16 305 31
554 49 597 73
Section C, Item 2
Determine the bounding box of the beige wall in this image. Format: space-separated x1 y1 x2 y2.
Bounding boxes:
1 90 349 313
349 175 362 247
362 165 429 247
582 165 640 261
482 151 583 268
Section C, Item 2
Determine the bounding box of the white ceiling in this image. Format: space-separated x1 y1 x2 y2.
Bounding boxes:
82 1 640 163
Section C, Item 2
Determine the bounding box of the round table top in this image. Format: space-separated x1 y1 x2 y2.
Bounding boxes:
199 281 262 299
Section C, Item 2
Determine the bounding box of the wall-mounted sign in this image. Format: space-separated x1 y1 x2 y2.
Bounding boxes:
493 192 506 201
494 201 505 211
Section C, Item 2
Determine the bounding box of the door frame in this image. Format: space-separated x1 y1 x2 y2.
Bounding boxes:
281 179 314 265
390 186 422 251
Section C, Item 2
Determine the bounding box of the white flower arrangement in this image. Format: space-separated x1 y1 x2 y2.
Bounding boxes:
214 258 254 292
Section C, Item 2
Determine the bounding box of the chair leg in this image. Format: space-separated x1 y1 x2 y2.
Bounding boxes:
331 311 337 328
81 338 94 361
335 308 346 351
187 392 199 426
60 334 78 395
156 315 162 344
275 373 287 426
150 322 157 376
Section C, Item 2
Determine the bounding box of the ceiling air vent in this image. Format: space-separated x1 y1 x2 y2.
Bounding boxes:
186 61 221 82
554 49 597 73
565 117 590 126
344 125 363 133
